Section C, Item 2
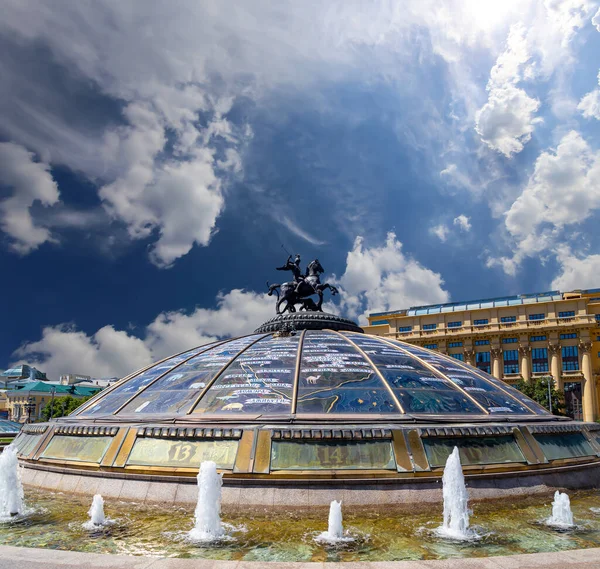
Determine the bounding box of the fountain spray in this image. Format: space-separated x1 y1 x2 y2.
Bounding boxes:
189 461 224 541
88 495 106 526
435 446 474 540
0 445 24 518
546 490 574 528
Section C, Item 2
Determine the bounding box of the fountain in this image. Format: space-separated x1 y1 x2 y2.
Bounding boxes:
546 491 574 529
83 495 107 529
188 461 225 542
434 447 476 541
0 445 24 519
315 500 353 544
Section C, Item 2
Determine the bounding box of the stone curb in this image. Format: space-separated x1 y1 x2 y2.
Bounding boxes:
1 545 600 569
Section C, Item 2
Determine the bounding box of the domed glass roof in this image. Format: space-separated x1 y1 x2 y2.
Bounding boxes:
75 331 551 420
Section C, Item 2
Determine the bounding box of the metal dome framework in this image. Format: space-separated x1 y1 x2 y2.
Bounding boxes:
72 330 552 422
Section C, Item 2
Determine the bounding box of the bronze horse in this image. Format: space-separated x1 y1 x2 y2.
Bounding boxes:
267 258 339 314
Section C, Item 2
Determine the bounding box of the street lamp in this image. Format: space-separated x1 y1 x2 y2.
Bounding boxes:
25 397 36 424
49 386 56 421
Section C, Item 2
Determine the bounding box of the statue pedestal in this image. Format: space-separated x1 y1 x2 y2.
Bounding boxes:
254 312 363 334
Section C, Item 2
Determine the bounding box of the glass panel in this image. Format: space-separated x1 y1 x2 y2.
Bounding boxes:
345 335 481 415
387 340 548 414
193 334 299 415
271 440 396 470
296 332 398 414
41 435 112 463
12 433 41 457
80 343 220 416
423 436 526 467
534 433 594 460
116 336 262 415
127 438 238 469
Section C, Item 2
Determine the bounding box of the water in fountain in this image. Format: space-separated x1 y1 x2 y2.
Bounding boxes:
546 491 574 529
188 461 225 542
0 445 25 520
315 500 353 544
434 447 478 541
83 495 107 529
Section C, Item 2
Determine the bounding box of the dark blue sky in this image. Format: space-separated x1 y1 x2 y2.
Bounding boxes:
0 1 599 378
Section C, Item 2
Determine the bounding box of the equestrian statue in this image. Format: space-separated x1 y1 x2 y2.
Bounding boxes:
267 254 339 314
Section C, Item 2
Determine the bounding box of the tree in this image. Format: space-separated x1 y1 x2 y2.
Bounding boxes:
41 395 94 421
514 376 564 415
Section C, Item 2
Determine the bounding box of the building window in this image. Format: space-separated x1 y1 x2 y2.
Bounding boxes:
596 336 600 341
476 351 491 373
503 350 519 375
473 319 488 326
532 348 549 373
474 340 490 346
501 316 516 323
447 321 462 328
372 319 389 326
560 333 577 340
528 313 545 321
451 353 464 361
558 311 575 318
503 337 518 344
398 326 412 332
530 335 547 342
595 314 600 322
423 324 437 330
562 346 579 371
448 342 463 348
424 344 438 349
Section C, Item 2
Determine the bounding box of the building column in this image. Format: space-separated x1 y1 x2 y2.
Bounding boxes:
519 345 531 383
549 344 562 391
580 341 597 422
491 348 502 379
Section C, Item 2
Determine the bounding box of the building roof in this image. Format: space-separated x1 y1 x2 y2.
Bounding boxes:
0 419 21 435
7 381 100 397
369 289 579 319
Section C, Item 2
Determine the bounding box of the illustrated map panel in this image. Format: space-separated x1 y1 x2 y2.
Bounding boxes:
346 334 482 415
193 334 299 414
385 339 541 415
79 343 220 416
296 331 399 414
117 335 264 415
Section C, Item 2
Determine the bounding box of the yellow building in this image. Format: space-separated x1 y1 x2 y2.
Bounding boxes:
364 288 600 422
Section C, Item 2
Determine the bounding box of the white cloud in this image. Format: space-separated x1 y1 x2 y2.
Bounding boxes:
578 70 600 120
593 7 600 31
544 0 597 45
0 142 59 253
335 232 450 323
475 24 541 157
489 130 600 275
551 246 600 290
453 214 472 231
13 289 273 379
13 325 153 380
430 224 449 242
505 131 600 237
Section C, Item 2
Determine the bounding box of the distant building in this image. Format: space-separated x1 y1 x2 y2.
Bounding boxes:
1 364 47 383
59 374 118 388
364 288 600 422
5 381 101 423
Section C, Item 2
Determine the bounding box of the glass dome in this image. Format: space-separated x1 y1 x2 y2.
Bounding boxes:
76 330 551 420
